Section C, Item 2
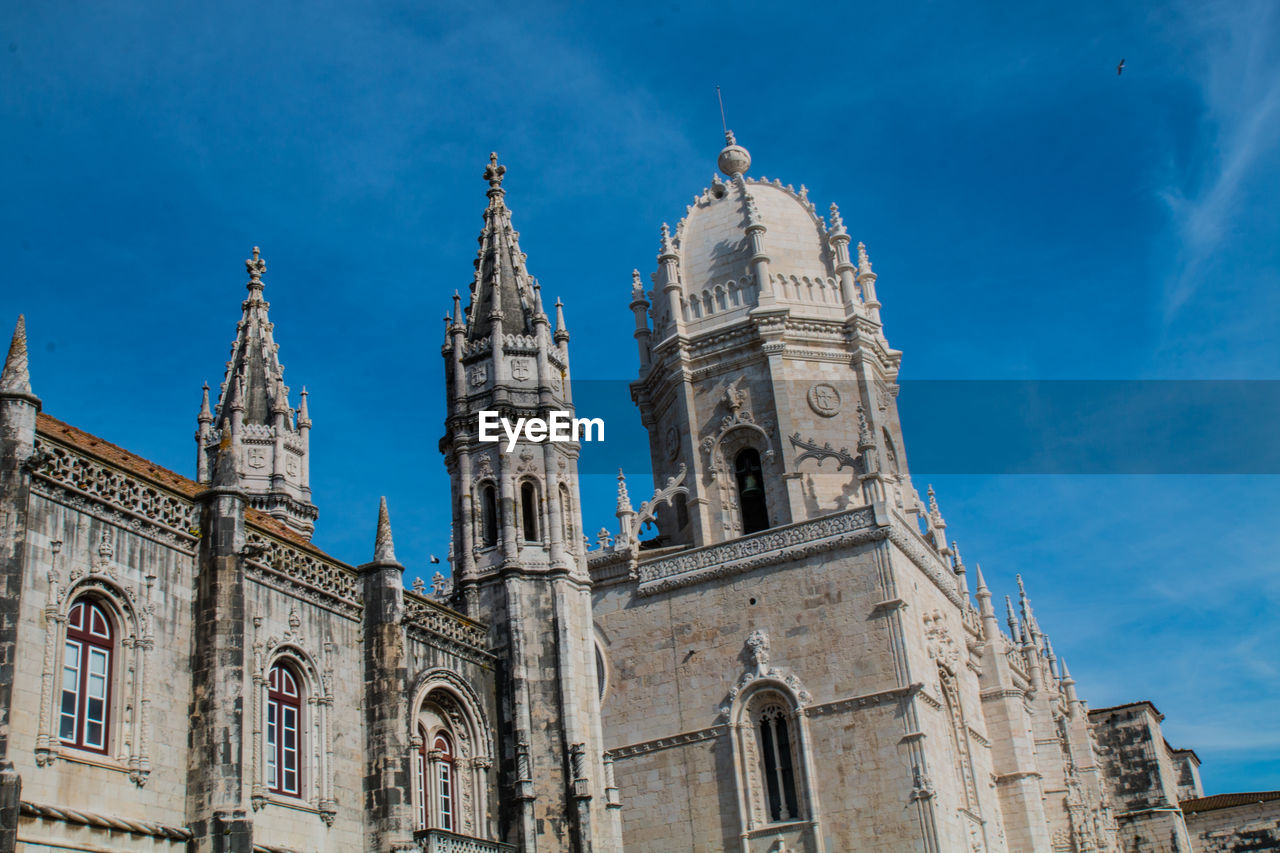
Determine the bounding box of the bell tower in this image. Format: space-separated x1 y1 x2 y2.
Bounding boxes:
196 247 317 538
628 132 928 548
440 155 620 853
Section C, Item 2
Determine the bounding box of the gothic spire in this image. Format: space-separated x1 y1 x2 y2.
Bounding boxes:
215 246 294 428
0 315 36 401
198 382 213 424
374 496 397 564
466 153 537 341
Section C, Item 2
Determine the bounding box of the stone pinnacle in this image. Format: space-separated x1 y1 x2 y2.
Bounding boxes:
375 496 396 563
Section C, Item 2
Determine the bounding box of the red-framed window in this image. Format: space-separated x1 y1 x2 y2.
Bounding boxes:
435 732 455 831
267 663 302 796
59 599 113 753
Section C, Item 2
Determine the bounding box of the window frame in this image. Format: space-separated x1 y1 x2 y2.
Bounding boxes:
58 598 114 755
266 662 303 798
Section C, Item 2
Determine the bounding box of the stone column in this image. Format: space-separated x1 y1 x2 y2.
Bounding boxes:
0 317 39 853
187 443 253 853
360 499 414 852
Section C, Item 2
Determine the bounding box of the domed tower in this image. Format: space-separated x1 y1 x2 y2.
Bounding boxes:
628 132 920 548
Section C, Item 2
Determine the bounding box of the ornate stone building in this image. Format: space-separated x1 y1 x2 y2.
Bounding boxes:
0 137 1273 853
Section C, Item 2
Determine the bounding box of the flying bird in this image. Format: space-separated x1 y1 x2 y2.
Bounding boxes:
1117 58 1125 76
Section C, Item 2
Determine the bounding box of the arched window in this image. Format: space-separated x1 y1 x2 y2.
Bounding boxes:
757 703 799 822
520 482 539 542
60 598 113 753
267 663 302 797
479 483 498 547
674 492 690 531
434 732 456 831
734 448 770 534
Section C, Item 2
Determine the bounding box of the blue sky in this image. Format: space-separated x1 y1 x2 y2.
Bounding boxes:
3 0 1279 793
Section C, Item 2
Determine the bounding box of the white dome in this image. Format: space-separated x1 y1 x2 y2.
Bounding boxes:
676 178 835 294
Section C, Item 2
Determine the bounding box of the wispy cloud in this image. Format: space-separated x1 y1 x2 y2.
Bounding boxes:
1161 0 1280 319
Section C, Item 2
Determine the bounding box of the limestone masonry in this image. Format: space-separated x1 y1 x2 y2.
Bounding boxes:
0 138 1275 853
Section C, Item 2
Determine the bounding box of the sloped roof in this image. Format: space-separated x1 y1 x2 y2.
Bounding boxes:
36 412 337 560
1181 791 1280 813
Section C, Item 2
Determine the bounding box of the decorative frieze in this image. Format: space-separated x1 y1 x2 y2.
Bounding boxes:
243 529 360 620
404 593 493 661
636 506 876 595
31 437 198 551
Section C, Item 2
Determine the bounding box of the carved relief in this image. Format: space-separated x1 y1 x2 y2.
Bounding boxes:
510 358 532 381
923 609 961 670
806 383 841 417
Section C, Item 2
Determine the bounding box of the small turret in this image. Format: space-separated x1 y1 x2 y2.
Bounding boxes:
629 270 651 370
196 383 214 482
202 247 318 536
615 469 635 549
857 241 882 325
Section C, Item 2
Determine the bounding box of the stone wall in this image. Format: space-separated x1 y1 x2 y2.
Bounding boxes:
1183 795 1280 853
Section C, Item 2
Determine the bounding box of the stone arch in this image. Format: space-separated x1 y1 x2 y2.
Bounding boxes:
36 538 155 787
249 616 337 823
408 668 495 838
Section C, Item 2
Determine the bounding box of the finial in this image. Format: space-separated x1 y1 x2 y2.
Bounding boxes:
246 246 266 295
974 563 988 594
717 130 752 178
198 382 213 424
659 222 676 258
951 541 964 570
616 469 633 514
0 315 34 398
374 496 397 563
829 202 845 231
484 152 507 189
857 241 874 275
298 386 311 426
1005 595 1020 641
554 297 567 338
744 193 763 228
631 269 644 296
452 290 463 326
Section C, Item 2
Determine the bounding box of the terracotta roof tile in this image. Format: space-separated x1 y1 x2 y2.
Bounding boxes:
1181 791 1280 813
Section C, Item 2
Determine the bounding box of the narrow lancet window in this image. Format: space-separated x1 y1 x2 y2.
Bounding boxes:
521 482 539 542
480 483 498 547
758 703 799 822
734 448 770 534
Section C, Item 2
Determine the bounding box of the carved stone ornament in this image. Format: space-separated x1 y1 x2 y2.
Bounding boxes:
665 425 680 460
807 382 842 417
718 630 812 720
468 365 488 387
923 609 961 670
511 358 532 381
246 447 268 469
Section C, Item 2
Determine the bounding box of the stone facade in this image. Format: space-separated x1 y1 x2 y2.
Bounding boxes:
0 139 1273 853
